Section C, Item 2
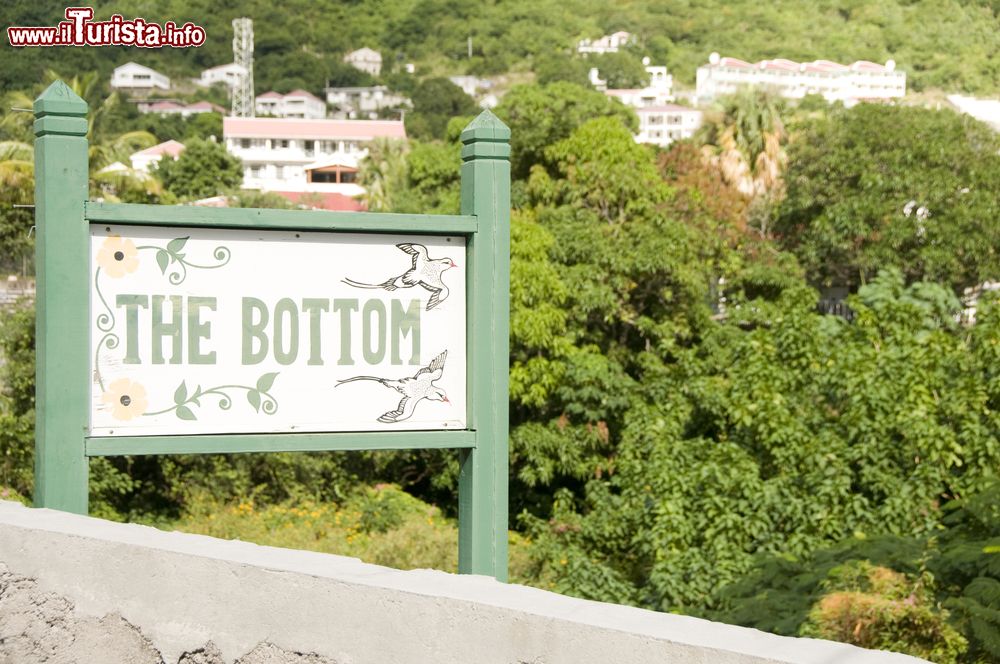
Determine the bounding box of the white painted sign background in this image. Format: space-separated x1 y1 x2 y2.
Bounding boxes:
90 225 467 436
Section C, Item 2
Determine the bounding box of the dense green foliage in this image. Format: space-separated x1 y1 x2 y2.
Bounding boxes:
153 138 243 200
5 1 1000 95
5 2 1000 656
776 104 1000 291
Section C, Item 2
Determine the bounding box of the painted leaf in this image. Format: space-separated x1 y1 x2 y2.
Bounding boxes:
173 381 188 406
167 237 189 254
247 390 261 413
256 372 278 393
175 405 196 421
155 249 170 274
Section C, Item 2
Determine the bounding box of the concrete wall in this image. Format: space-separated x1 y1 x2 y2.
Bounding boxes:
0 500 927 664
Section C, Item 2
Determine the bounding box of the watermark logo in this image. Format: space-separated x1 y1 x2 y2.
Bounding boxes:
7 7 206 48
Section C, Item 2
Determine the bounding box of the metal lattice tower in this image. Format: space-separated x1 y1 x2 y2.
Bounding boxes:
231 18 254 117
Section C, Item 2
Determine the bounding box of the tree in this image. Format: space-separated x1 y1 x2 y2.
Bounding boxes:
357 138 410 212
593 51 648 89
154 139 243 201
494 82 637 180
698 89 787 204
405 78 478 141
774 104 1000 291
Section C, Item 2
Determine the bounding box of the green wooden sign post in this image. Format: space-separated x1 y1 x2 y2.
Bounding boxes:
32 80 511 581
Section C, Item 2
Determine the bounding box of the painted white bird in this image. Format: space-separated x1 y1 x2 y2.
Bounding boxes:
341 243 456 311
335 350 449 423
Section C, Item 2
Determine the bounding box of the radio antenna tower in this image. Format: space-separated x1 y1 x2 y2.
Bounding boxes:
232 17 254 117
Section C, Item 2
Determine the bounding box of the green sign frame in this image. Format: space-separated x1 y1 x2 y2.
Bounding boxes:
32 80 510 580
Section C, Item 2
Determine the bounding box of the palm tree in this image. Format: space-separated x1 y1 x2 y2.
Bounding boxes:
698 89 787 203
357 138 410 212
40 69 157 171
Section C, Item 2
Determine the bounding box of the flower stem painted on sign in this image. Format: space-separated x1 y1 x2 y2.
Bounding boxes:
135 236 231 286
143 373 280 421
93 235 231 348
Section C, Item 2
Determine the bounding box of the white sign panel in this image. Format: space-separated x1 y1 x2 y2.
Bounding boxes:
90 225 466 436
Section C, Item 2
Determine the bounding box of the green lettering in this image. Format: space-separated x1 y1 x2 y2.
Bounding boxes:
187 297 217 365
302 298 329 366
332 298 358 366
391 298 421 366
273 298 299 366
362 299 386 364
151 295 183 365
242 297 269 365
115 294 148 364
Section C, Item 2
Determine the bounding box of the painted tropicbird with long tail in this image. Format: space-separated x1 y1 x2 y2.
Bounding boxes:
335 350 449 423
341 243 456 311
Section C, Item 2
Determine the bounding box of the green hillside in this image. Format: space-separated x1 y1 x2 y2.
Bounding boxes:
3 0 1000 94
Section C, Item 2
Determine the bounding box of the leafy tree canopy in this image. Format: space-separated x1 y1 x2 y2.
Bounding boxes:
775 104 1000 292
153 138 242 201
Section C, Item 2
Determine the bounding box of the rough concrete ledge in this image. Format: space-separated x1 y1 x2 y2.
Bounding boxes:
0 500 926 664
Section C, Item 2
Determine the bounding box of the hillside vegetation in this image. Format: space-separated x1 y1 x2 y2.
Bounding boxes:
3 0 1000 94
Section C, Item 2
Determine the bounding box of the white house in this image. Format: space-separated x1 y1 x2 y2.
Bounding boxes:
344 48 382 77
696 53 906 105
222 116 406 210
111 62 170 92
137 100 226 117
448 76 492 98
600 59 674 108
255 90 326 119
947 94 1000 132
129 140 185 173
635 105 703 147
198 63 247 89
325 86 409 119
577 31 633 55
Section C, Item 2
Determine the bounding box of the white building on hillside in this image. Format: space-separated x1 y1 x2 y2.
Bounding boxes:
255 90 327 119
577 31 633 55
947 95 1000 132
222 116 406 210
696 53 906 105
599 59 674 107
137 100 226 117
635 105 703 147
344 48 382 76
198 63 248 89
325 86 409 119
130 140 185 173
111 62 170 92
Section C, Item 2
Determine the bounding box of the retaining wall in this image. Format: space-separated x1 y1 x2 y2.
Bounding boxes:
0 500 927 664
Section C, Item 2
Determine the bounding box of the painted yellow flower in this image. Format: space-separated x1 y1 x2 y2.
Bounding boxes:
101 378 148 421
96 235 139 278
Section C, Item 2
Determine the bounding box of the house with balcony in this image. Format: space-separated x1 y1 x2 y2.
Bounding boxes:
635 105 703 147
198 63 247 89
325 86 409 119
695 53 906 105
255 90 326 119
111 62 170 92
137 100 226 117
577 31 633 55
598 59 675 108
344 48 382 76
130 140 185 174
222 116 406 210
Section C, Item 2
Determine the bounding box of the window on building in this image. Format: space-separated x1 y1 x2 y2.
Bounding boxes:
249 165 261 178
341 171 357 183
240 139 251 149
275 165 284 179
304 140 315 157
311 171 336 183
274 139 290 149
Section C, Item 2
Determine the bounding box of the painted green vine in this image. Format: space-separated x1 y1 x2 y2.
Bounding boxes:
143 373 280 421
